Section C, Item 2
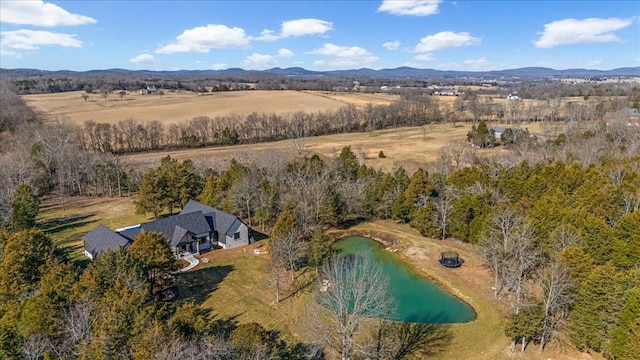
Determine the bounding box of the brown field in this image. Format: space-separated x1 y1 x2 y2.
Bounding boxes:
304 90 400 106
21 90 350 125
122 121 549 172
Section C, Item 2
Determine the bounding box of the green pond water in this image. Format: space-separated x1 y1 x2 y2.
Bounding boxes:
336 236 476 323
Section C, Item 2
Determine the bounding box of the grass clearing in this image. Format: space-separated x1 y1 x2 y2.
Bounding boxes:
37 196 151 264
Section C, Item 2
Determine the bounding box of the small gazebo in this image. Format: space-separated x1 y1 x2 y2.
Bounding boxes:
439 251 462 268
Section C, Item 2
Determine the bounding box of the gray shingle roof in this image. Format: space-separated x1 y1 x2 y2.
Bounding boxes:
83 224 131 258
141 212 211 246
84 200 247 259
181 199 241 236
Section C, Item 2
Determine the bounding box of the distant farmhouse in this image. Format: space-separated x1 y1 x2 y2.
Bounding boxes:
434 89 458 96
139 86 157 95
507 93 520 100
83 200 250 260
604 107 640 127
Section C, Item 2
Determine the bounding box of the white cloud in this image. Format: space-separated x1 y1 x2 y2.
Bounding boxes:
129 53 155 64
534 17 634 48
414 31 480 52
255 29 279 41
211 63 227 70
414 54 434 61
256 18 333 41
1 29 82 57
378 0 441 16
435 57 495 71
156 24 250 54
383 40 401 50
281 18 333 37
242 53 277 69
277 48 294 57
310 43 378 68
0 0 96 27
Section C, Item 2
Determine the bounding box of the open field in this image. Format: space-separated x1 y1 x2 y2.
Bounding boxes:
304 90 400 106
122 121 550 172
21 90 350 126
37 194 600 360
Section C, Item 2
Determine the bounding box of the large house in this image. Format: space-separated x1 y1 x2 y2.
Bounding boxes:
83 200 250 260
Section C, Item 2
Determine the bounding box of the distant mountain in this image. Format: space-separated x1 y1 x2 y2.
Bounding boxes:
2 66 639 79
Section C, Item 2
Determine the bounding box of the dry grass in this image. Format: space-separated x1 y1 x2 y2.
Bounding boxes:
121 121 547 172
304 91 400 107
21 90 350 126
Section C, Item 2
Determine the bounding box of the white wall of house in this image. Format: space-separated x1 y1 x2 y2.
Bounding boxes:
222 221 249 249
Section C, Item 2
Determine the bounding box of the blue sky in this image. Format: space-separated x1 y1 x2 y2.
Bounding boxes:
1 0 638 71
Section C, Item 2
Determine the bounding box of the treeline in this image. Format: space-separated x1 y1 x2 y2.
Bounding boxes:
81 99 444 153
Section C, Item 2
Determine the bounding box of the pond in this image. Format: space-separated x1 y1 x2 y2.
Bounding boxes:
335 236 476 323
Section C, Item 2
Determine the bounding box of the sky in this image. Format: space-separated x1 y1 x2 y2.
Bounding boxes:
0 0 639 72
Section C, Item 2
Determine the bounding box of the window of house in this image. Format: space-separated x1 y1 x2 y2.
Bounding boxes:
234 232 241 240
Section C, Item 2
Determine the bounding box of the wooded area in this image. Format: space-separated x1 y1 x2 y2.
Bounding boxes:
0 76 639 359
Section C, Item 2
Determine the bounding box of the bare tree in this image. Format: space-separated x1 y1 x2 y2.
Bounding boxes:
482 208 524 299
539 259 575 351
231 173 259 227
307 254 395 360
432 188 455 240
21 334 49 360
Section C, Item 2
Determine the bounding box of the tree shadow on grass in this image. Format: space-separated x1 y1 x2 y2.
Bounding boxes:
39 213 98 234
177 264 234 304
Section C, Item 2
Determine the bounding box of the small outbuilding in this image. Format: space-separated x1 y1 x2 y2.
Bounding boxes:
439 251 462 268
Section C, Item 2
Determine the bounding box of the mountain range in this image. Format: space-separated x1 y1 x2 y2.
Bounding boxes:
2 66 639 79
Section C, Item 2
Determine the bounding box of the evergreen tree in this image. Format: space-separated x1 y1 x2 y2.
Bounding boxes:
321 185 345 226
611 288 640 360
129 232 176 292
10 184 39 231
135 156 203 218
0 229 56 299
569 263 617 352
307 231 333 273
336 146 359 181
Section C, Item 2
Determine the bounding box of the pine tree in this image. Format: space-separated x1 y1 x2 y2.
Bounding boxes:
611 288 640 359
11 184 39 231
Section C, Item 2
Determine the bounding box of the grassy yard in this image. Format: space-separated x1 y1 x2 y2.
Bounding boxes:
37 195 152 265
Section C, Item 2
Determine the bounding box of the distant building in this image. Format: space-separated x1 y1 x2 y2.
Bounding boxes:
507 93 520 100
436 89 458 96
604 107 640 127
140 86 157 95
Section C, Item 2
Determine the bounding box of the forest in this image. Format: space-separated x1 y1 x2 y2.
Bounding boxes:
0 76 639 359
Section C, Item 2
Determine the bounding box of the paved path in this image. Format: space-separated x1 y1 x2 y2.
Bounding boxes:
178 254 199 273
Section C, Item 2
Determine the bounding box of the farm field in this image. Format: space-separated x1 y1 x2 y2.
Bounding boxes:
122 121 550 172
21 90 349 126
